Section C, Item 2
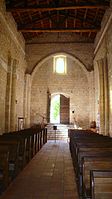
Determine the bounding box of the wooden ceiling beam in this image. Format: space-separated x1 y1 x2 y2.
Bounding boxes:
18 12 97 30
18 28 100 33
18 13 56 29
6 3 109 12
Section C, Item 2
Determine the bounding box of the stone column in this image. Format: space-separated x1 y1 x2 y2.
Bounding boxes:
5 56 13 132
24 74 31 128
88 71 95 123
97 57 109 135
97 59 105 134
103 57 109 135
10 59 17 132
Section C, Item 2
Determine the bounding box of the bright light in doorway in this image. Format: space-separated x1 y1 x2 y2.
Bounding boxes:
50 95 60 123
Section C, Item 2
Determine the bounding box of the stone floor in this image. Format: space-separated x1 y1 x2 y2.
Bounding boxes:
0 140 79 199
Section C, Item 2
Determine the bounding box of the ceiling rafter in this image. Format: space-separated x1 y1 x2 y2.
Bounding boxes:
47 0 51 28
38 11 44 28
18 11 98 30
6 3 109 12
5 0 110 42
83 9 88 26
65 10 68 28
18 13 55 29
18 27 100 33
49 13 52 28
93 8 100 24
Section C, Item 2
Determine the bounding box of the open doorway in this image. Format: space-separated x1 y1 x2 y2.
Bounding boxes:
50 95 60 123
50 94 69 124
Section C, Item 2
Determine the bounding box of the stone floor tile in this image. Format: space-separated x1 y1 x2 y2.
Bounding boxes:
0 140 79 199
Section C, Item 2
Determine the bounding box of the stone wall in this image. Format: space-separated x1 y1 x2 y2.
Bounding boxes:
0 0 27 133
0 64 7 133
94 7 112 136
31 55 92 129
26 33 95 129
0 0 100 133
26 33 94 73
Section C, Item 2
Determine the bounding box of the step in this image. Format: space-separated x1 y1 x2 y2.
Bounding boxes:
46 123 73 141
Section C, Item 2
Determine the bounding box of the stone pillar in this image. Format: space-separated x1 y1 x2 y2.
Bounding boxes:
24 74 31 128
97 57 109 135
10 59 17 132
97 59 105 134
88 71 95 123
103 57 109 135
5 56 13 132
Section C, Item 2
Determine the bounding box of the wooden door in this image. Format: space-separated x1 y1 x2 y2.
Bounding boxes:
60 95 69 124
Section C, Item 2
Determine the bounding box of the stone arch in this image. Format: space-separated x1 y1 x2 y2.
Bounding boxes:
31 52 89 84
51 92 70 98
30 51 92 128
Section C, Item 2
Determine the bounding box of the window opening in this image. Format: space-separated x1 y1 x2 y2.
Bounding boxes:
53 55 67 74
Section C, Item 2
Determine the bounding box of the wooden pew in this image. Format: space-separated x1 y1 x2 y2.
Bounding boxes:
70 139 112 175
0 147 9 193
69 129 112 198
0 141 20 193
90 170 112 199
1 134 27 170
0 126 47 195
0 139 20 180
41 127 47 145
82 157 112 198
75 150 112 197
69 129 112 159
31 125 47 154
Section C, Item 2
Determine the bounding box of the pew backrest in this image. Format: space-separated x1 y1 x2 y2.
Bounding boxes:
90 170 112 199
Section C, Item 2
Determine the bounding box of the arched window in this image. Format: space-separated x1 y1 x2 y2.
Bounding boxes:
53 55 67 74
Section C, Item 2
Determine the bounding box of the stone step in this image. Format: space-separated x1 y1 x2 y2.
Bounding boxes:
46 123 72 140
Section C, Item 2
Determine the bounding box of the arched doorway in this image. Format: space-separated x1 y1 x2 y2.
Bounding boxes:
50 94 70 124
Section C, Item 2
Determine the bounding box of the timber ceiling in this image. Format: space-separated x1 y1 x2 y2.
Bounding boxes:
5 0 110 42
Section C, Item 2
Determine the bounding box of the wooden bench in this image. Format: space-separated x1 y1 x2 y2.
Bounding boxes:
0 147 9 193
1 134 27 170
0 139 20 180
82 157 112 198
0 126 47 195
69 129 112 198
2 127 47 168
90 170 112 199
70 140 112 175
